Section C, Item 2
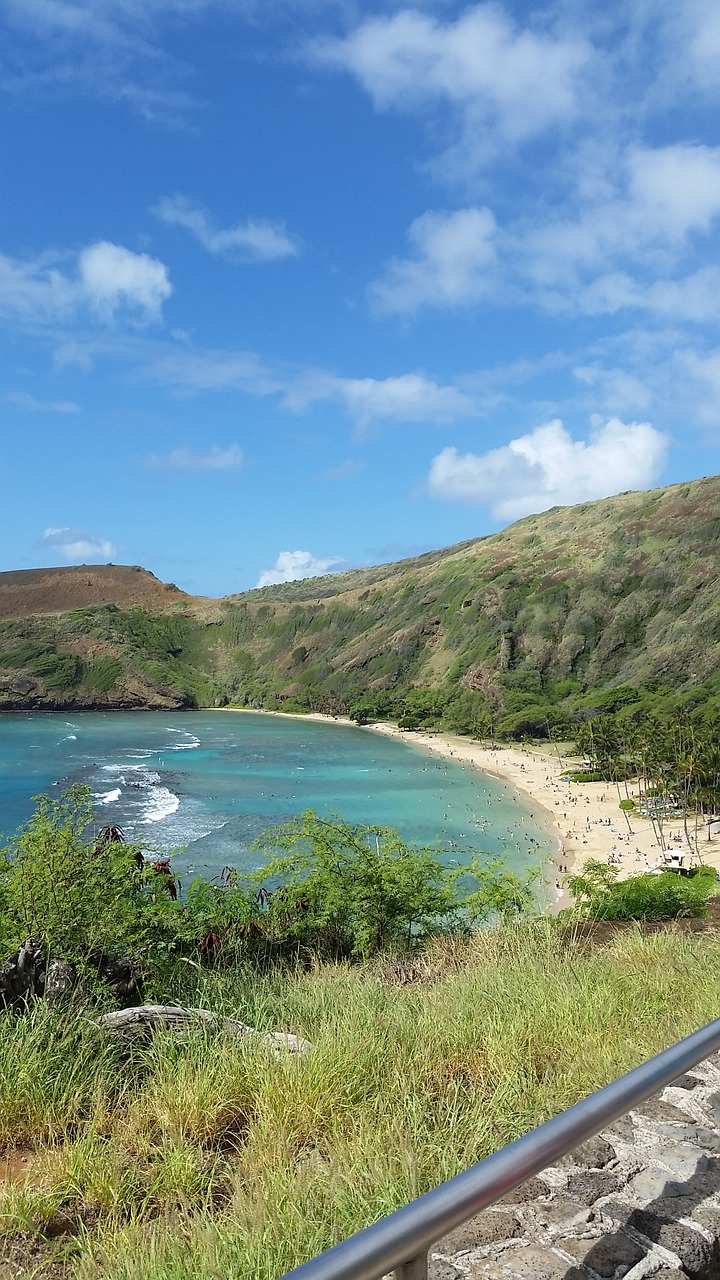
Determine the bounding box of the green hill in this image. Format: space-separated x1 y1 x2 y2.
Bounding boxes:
2 475 720 733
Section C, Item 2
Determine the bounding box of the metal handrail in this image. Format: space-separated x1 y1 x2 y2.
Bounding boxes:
280 1018 720 1280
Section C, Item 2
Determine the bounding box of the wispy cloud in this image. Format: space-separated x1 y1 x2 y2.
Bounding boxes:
317 458 365 482
256 549 344 588
40 526 118 562
153 195 299 261
310 6 590 180
0 0 206 122
369 207 496 314
283 370 476 426
5 390 80 413
428 418 668 521
146 443 244 471
150 346 477 426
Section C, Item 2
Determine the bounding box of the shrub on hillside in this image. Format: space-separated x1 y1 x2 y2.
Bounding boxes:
0 786 181 983
566 858 719 921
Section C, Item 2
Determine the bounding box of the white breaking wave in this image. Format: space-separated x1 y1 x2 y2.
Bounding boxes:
140 786 180 824
96 787 122 805
165 728 201 751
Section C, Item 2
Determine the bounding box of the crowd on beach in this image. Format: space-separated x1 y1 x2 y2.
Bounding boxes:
365 722 720 910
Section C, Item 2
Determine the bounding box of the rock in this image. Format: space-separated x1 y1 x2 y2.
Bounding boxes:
565 1170 623 1205
496 1177 549 1205
559 1136 616 1168
652 1124 720 1154
0 940 44 1007
706 1092 720 1129
635 1099 695 1124
464 1243 578 1278
601 1202 715 1278
555 1230 645 1277
44 959 77 1005
437 1210 520 1253
627 1169 693 1200
522 1193 592 1233
672 1074 702 1091
95 1005 312 1056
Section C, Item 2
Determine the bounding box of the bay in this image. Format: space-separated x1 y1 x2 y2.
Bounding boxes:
0 711 552 887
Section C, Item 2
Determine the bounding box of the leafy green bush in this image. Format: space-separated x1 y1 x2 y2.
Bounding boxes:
566 859 719 921
0 786 180 978
249 811 459 957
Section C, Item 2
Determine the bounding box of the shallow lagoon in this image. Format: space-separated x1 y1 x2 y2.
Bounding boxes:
0 711 552 887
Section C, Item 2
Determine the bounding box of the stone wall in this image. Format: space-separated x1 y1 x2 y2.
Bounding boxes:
430 1052 720 1280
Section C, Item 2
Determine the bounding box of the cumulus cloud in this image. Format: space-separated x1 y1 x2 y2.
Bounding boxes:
428 418 668 521
529 145 720 281
5 390 80 413
146 444 244 471
311 6 588 178
370 143 720 319
153 195 298 261
0 241 171 327
370 208 496 314
79 241 171 321
256 550 344 588
40 527 118 562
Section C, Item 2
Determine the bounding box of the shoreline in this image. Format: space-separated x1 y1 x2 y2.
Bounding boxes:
215 708 720 907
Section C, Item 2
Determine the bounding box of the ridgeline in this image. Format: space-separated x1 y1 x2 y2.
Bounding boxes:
2 475 720 733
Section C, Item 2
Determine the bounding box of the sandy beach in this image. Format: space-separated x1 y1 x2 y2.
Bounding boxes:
364 722 720 909
218 709 720 909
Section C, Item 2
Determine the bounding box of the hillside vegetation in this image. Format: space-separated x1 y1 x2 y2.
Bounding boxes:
2 476 720 732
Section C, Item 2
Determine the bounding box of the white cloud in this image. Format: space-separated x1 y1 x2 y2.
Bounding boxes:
679 348 720 427
5 390 80 413
575 266 720 322
285 371 475 425
372 143 720 319
153 195 298 261
256 549 344 588
40 527 118 562
370 208 496 314
572 365 653 413
428 418 668 521
151 346 476 426
78 241 171 321
149 347 282 395
311 6 589 177
531 144 720 277
146 444 244 471
0 241 171 327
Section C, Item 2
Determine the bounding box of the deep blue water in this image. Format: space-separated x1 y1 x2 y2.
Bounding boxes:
0 711 553 888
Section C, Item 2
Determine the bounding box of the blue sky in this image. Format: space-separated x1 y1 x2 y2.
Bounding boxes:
3 0 720 596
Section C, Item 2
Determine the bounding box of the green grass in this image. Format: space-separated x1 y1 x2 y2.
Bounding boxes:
2 922 720 1277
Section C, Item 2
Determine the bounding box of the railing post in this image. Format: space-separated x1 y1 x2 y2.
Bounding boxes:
394 1254 428 1280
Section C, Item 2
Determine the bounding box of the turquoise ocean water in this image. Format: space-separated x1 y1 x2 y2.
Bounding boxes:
0 712 554 889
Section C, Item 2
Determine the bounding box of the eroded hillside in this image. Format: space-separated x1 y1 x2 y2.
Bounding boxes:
1 476 720 729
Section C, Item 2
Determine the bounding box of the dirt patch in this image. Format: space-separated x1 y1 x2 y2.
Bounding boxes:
0 565 207 620
0 1149 38 1185
0 1237 69 1280
560 896 720 950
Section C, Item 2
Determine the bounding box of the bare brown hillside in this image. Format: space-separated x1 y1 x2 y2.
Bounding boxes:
0 565 195 620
